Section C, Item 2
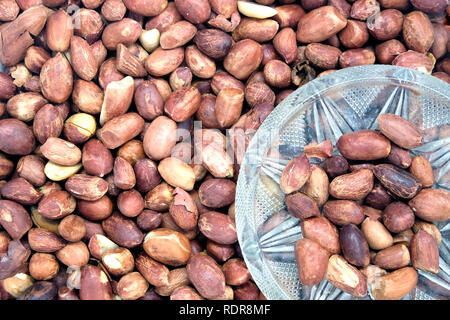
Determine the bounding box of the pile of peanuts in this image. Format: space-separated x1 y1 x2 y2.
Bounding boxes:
283 114 449 300
0 0 449 300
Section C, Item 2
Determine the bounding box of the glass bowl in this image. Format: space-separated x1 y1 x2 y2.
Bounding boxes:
235 65 450 300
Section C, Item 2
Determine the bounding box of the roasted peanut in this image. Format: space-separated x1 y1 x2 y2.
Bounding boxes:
295 238 329 286
326 255 367 297
297 6 347 43
373 164 422 199
408 189 450 222
329 169 374 200
143 228 191 267
301 217 340 254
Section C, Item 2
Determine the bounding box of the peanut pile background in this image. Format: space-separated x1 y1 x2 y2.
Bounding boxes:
0 0 449 300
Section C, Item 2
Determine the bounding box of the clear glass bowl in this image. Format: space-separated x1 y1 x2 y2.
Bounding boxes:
235 65 450 300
